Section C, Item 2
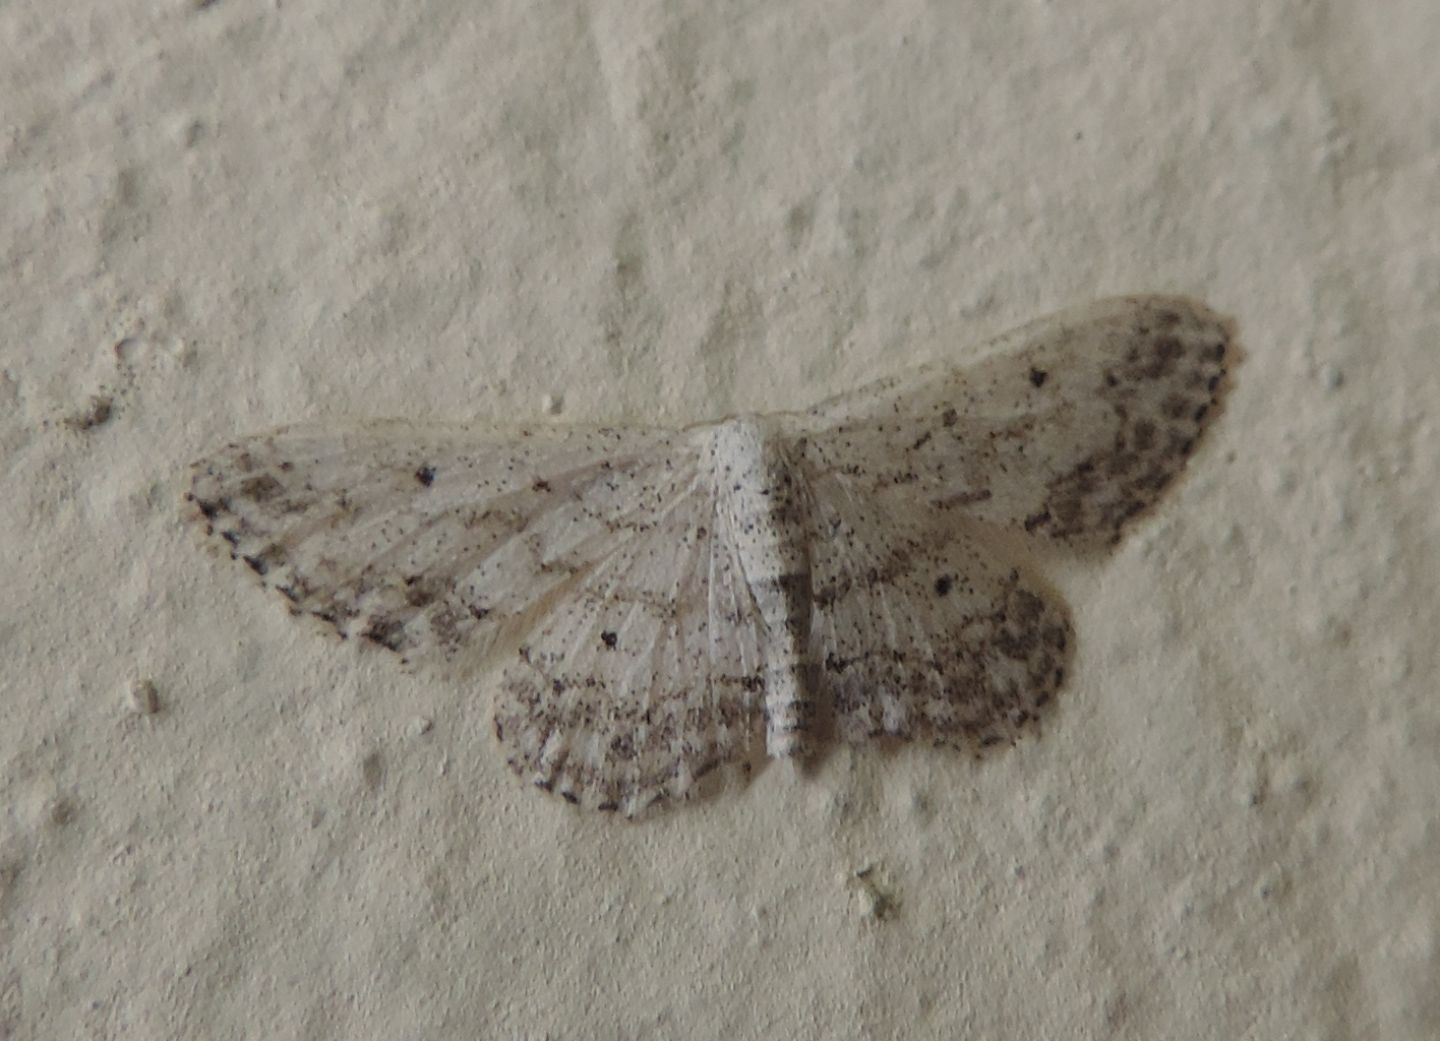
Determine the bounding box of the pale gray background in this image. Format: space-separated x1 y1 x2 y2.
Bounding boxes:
3 1 1436 1038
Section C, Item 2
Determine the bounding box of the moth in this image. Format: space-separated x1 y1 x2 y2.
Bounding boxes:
185 295 1233 815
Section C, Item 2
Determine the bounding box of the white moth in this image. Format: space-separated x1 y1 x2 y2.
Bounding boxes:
186 296 1233 816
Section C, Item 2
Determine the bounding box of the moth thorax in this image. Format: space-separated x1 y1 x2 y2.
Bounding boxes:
711 416 816 759
711 415 809 570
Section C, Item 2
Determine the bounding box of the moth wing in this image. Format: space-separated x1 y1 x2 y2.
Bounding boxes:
492 478 771 816
802 295 1234 546
185 421 701 671
805 470 1072 748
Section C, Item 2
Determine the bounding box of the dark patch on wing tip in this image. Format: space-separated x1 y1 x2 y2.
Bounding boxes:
1162 394 1190 419
242 555 268 576
415 464 436 486
560 790 579 805
360 617 405 651
1029 367 1048 388
1023 510 1051 532
238 474 284 502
